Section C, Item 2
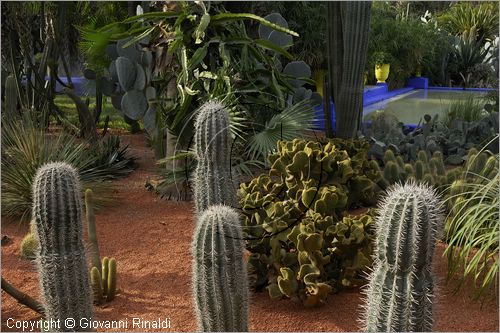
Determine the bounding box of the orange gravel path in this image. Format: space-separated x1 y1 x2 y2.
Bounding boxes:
1 134 498 332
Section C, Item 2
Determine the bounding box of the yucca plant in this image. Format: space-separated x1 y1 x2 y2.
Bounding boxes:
444 140 499 298
440 2 499 44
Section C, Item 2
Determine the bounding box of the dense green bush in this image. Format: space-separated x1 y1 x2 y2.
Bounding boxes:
238 138 381 306
367 3 449 89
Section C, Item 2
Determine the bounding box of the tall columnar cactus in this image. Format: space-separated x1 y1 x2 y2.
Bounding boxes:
32 162 92 331
3 74 18 118
193 101 238 216
361 182 443 332
192 205 248 332
327 1 372 138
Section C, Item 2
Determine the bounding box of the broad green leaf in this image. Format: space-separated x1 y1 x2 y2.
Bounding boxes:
180 47 189 84
210 13 299 37
122 11 180 24
194 13 211 44
188 45 208 70
255 38 293 60
122 27 156 48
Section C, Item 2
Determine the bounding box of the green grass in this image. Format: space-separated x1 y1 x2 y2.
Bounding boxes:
54 95 136 130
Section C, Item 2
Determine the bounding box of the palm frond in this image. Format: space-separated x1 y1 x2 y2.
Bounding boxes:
246 100 316 162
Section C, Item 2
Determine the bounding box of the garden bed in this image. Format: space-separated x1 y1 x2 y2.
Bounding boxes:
1 134 498 332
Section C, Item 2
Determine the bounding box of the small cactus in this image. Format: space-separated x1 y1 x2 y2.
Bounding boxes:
361 182 443 332
383 149 396 165
85 189 118 304
193 101 238 216
20 232 38 260
417 150 429 164
192 205 248 331
383 161 400 184
32 162 92 331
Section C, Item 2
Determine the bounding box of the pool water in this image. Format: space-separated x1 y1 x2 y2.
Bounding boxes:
363 89 488 124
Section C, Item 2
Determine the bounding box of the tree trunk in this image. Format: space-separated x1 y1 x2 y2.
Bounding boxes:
64 88 98 142
327 1 372 139
1 278 45 315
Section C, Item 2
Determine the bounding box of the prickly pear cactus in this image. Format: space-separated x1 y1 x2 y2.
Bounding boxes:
192 205 248 331
193 101 238 216
361 181 443 332
32 162 92 331
86 37 157 134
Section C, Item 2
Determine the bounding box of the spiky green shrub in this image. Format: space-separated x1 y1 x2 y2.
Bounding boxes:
445 95 488 126
1 120 135 220
32 162 92 331
239 138 380 306
361 181 443 332
444 146 499 298
192 205 248 331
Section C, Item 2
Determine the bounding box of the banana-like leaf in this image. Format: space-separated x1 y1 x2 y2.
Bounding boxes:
255 39 293 60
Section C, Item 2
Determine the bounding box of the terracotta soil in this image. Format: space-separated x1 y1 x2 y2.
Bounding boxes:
2 133 498 332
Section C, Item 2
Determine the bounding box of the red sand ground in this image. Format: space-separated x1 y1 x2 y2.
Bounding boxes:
1 134 498 332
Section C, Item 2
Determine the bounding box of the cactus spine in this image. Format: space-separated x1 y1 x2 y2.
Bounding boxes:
193 101 238 216
192 205 248 332
32 162 92 331
361 182 443 332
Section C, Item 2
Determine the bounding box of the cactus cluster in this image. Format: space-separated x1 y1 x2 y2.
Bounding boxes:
192 205 249 331
191 101 249 331
90 257 117 305
377 149 462 190
361 182 443 332
239 138 379 306
85 189 118 304
32 162 92 331
367 111 499 164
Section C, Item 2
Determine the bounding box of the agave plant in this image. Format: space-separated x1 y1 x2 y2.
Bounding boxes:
1 118 135 220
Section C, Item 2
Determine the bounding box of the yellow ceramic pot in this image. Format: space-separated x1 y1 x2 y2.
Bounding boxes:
375 64 390 83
